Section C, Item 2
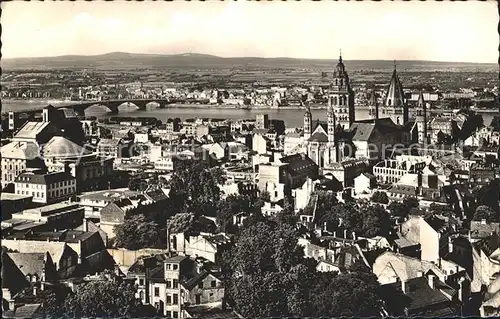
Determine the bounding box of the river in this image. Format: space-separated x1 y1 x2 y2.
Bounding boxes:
2 99 498 128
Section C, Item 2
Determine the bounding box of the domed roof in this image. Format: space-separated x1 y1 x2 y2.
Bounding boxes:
42 136 93 158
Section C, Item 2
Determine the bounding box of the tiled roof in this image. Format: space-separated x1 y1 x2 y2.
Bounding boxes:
473 233 500 257
1 141 40 160
14 171 75 185
308 131 329 142
6 252 47 277
350 123 375 141
373 251 446 282
3 304 42 318
380 277 457 316
182 269 209 290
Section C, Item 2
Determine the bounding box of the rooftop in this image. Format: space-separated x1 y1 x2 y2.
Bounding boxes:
14 121 51 140
14 171 75 185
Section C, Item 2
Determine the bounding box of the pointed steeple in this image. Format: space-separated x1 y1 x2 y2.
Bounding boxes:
417 89 425 108
385 65 405 108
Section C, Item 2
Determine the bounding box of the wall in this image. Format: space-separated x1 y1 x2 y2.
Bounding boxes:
184 273 225 305
186 237 217 263
106 248 167 267
420 218 440 264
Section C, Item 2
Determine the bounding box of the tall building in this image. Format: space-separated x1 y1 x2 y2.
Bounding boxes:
255 114 269 130
416 90 428 145
303 106 312 140
382 63 409 125
367 91 380 120
328 54 355 129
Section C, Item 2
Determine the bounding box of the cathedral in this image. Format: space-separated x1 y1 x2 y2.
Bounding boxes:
302 54 354 168
379 64 409 125
284 55 420 169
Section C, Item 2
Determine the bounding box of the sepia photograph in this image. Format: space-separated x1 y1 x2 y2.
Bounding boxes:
1 0 499 318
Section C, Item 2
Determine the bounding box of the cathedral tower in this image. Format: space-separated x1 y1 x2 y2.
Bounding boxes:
368 91 379 120
416 90 428 145
329 53 355 129
384 62 409 125
327 102 336 143
303 105 312 140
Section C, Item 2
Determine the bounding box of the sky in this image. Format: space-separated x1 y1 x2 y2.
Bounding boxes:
1 1 497 63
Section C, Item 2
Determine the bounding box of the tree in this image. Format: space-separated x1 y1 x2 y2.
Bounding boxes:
114 215 163 250
227 220 315 317
310 272 383 317
358 203 392 238
128 178 148 192
388 197 419 219
63 279 141 317
429 203 455 217
169 159 221 217
168 212 196 234
372 191 389 204
216 195 252 232
473 205 498 222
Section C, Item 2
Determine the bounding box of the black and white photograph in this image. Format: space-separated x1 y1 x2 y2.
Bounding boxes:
1 0 499 318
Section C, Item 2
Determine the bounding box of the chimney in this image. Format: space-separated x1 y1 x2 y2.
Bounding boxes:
82 218 88 232
401 280 408 294
481 219 487 225
343 229 348 239
33 285 37 296
333 231 336 238
352 231 356 240
448 236 453 254
323 222 327 232
428 274 435 289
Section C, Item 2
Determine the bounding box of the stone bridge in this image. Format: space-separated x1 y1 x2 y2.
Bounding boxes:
58 98 181 115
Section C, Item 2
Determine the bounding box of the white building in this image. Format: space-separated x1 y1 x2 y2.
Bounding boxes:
14 170 76 204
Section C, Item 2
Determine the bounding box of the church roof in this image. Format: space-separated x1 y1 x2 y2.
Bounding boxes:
309 131 329 142
385 67 406 108
417 90 425 107
312 120 328 133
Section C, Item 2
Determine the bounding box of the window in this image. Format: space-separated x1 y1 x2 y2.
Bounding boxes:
173 311 178 319
166 263 171 270
173 264 178 270
173 279 178 289
166 295 172 304
154 287 159 297
211 280 217 288
195 294 201 304
166 280 171 288
139 278 144 286
166 311 172 318
173 293 178 304
198 282 204 289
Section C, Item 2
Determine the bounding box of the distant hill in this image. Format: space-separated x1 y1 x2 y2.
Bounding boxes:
1 52 497 72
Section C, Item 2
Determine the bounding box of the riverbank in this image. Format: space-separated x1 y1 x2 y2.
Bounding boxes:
2 98 498 114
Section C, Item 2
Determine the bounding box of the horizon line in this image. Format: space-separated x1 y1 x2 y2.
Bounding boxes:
3 51 497 65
